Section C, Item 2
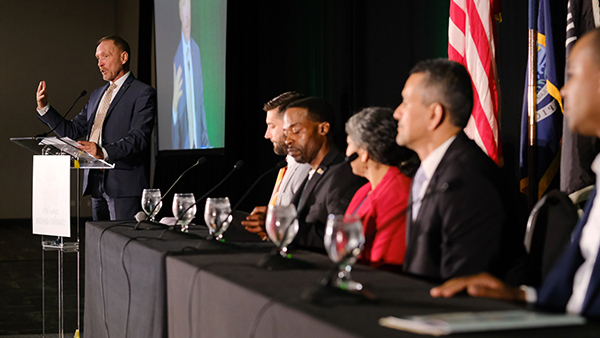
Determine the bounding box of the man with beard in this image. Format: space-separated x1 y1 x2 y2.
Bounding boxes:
242 92 310 240
281 97 365 252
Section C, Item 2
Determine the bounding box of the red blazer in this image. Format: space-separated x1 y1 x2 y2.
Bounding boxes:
345 166 411 267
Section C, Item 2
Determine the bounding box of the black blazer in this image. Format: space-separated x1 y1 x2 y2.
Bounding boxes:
39 74 156 198
403 132 506 281
291 147 366 253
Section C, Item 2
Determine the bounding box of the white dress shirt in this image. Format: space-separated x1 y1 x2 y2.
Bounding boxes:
411 135 456 221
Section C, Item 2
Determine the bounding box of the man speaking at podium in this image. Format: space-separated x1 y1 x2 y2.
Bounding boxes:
35 36 157 221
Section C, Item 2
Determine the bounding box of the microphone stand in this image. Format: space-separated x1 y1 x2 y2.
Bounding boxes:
173 160 244 232
133 157 207 230
36 90 87 138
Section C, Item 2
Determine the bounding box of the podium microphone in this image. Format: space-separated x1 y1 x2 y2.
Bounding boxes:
174 160 244 226
36 90 87 138
232 160 287 211
134 157 207 229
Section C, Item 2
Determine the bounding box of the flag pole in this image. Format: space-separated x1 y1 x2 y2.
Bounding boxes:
527 0 538 210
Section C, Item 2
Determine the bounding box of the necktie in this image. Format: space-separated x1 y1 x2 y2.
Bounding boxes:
89 83 117 144
269 166 287 206
411 166 426 221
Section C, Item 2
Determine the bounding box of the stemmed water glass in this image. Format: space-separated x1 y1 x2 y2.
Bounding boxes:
141 189 162 222
204 197 232 240
323 214 365 291
265 204 298 256
172 193 196 232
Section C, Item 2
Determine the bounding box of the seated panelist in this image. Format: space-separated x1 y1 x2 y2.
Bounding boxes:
242 92 310 240
430 28 600 318
281 97 366 252
344 107 418 269
393 58 512 281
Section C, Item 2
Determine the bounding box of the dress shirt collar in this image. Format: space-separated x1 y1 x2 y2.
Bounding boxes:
418 134 457 182
109 71 130 93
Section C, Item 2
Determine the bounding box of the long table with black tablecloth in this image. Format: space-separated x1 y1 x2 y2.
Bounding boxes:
84 218 264 338
166 251 600 337
85 221 600 338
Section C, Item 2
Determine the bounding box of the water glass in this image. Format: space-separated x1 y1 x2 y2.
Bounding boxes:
265 204 298 256
141 189 162 221
324 214 365 291
204 197 232 240
172 193 196 232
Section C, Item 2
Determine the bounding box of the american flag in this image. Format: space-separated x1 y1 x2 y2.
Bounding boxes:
448 0 502 164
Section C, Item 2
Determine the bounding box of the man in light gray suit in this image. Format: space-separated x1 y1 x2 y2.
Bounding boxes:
242 92 310 240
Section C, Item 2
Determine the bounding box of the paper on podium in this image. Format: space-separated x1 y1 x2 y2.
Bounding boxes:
379 310 586 336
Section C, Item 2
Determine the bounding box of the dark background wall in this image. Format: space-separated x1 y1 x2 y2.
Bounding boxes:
1 1 529 220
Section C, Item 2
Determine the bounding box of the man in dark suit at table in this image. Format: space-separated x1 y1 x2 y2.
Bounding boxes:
36 36 156 221
282 97 365 252
241 92 311 240
393 59 508 281
430 28 600 318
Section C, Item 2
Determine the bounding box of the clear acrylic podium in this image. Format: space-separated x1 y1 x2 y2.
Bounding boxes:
11 136 114 338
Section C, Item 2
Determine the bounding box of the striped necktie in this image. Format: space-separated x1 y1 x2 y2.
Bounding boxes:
89 83 117 144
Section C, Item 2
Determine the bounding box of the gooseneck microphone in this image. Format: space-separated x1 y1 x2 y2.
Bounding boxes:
134 157 207 229
174 160 245 226
36 90 87 138
344 152 358 163
231 160 287 212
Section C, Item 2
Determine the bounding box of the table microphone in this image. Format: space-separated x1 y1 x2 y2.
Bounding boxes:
232 159 287 211
174 160 244 227
134 157 207 229
345 152 358 163
36 90 87 138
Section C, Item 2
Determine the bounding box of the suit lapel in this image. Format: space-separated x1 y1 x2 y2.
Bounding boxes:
297 166 325 213
296 147 342 214
104 75 133 121
412 134 461 225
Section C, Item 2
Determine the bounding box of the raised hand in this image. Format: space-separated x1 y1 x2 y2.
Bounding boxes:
36 81 48 110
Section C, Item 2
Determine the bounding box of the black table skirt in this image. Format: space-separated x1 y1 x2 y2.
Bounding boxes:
85 221 600 338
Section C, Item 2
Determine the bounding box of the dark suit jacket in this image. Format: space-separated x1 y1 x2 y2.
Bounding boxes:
39 74 156 198
537 188 600 317
291 147 366 252
403 132 506 281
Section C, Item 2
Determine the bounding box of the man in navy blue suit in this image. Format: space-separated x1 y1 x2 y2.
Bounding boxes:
36 36 156 221
430 28 600 317
171 0 210 149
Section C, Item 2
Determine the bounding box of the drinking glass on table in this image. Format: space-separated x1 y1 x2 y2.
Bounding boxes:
324 214 365 291
141 189 162 222
203 197 232 240
265 204 298 256
172 193 196 232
